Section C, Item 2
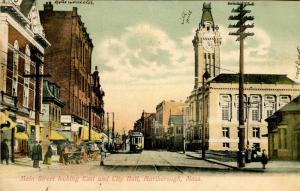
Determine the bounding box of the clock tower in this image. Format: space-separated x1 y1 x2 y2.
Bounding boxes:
193 2 221 89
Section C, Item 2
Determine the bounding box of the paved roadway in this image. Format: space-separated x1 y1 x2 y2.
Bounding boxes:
102 150 231 174
1 151 300 191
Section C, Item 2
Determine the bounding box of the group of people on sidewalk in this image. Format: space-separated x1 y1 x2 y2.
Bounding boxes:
31 141 53 168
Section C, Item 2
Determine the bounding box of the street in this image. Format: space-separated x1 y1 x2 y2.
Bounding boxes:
1 151 300 191
103 150 231 174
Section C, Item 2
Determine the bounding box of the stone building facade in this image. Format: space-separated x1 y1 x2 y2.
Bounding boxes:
0 0 50 158
186 74 300 152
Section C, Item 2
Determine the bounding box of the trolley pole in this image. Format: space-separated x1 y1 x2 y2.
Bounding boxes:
228 1 254 168
112 112 115 151
201 70 210 159
107 112 109 147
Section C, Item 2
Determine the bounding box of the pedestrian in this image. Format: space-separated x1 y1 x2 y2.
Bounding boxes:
31 141 42 168
245 146 252 163
1 139 9 165
99 142 106 166
261 149 268 169
93 142 99 161
43 142 53 165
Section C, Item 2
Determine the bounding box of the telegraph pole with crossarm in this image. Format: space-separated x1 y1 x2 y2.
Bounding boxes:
228 1 255 168
23 46 51 141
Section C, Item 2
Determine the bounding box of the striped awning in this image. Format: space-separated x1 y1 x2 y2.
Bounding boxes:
50 130 67 141
82 128 102 141
15 132 29 140
0 112 16 131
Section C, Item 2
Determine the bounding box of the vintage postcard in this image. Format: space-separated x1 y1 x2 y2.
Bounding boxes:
0 0 300 191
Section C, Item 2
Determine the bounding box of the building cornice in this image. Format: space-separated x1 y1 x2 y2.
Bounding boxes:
1 13 45 53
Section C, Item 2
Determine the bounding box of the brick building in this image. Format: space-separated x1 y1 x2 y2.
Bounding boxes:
155 100 186 149
133 111 155 149
39 2 104 142
0 0 50 158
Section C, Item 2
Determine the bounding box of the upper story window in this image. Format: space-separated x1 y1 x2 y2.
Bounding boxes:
220 94 231 121
12 40 19 96
235 95 247 121
264 95 276 118
279 95 291 109
249 95 261 122
23 45 30 107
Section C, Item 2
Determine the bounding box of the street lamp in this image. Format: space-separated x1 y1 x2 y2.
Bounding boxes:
201 70 211 159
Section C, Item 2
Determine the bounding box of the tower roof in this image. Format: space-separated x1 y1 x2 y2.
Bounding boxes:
200 2 214 27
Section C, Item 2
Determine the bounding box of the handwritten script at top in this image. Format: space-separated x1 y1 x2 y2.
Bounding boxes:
181 10 192 24
55 0 94 5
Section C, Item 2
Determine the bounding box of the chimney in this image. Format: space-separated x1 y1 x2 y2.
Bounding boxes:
44 2 53 12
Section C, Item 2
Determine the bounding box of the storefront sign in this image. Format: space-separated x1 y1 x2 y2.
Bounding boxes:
61 115 71 123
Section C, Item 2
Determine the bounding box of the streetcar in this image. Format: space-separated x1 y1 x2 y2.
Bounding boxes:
129 131 144 153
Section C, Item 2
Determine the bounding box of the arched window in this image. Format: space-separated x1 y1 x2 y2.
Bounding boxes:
23 45 30 107
12 40 19 96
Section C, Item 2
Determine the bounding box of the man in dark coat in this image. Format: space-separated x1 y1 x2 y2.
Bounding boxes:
43 143 53 165
32 141 42 168
1 139 9 165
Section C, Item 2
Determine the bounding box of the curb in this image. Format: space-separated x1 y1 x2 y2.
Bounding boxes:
185 153 266 172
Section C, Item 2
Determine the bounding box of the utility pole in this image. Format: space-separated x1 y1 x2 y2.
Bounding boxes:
23 47 50 163
228 1 254 168
88 102 92 141
107 112 109 147
201 70 210 159
112 112 115 151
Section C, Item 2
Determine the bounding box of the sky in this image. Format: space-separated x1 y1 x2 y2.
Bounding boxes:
37 1 300 133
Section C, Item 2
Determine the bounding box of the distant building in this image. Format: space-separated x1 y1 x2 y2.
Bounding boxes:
91 66 105 132
0 0 50 157
167 115 184 151
155 100 186 149
266 95 300 160
133 111 155 149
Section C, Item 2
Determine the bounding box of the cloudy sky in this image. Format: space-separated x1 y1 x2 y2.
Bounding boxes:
38 1 300 132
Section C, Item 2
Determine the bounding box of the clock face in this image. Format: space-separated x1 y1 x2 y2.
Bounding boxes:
203 39 214 52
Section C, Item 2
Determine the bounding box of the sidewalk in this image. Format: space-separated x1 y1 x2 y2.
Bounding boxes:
184 151 300 173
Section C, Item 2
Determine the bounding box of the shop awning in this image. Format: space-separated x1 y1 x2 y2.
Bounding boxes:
82 128 102 141
15 132 29 140
50 130 67 141
0 112 16 131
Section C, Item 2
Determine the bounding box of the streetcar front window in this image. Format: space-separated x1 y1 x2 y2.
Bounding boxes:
135 137 138 144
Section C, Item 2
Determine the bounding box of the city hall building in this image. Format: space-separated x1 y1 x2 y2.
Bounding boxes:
185 2 300 152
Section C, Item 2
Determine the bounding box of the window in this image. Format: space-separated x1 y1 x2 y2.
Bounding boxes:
23 45 30 107
279 95 291 109
223 143 230 148
252 127 260 138
222 127 230 138
221 105 229 120
267 110 273 118
252 109 259 121
12 40 19 96
220 95 231 121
